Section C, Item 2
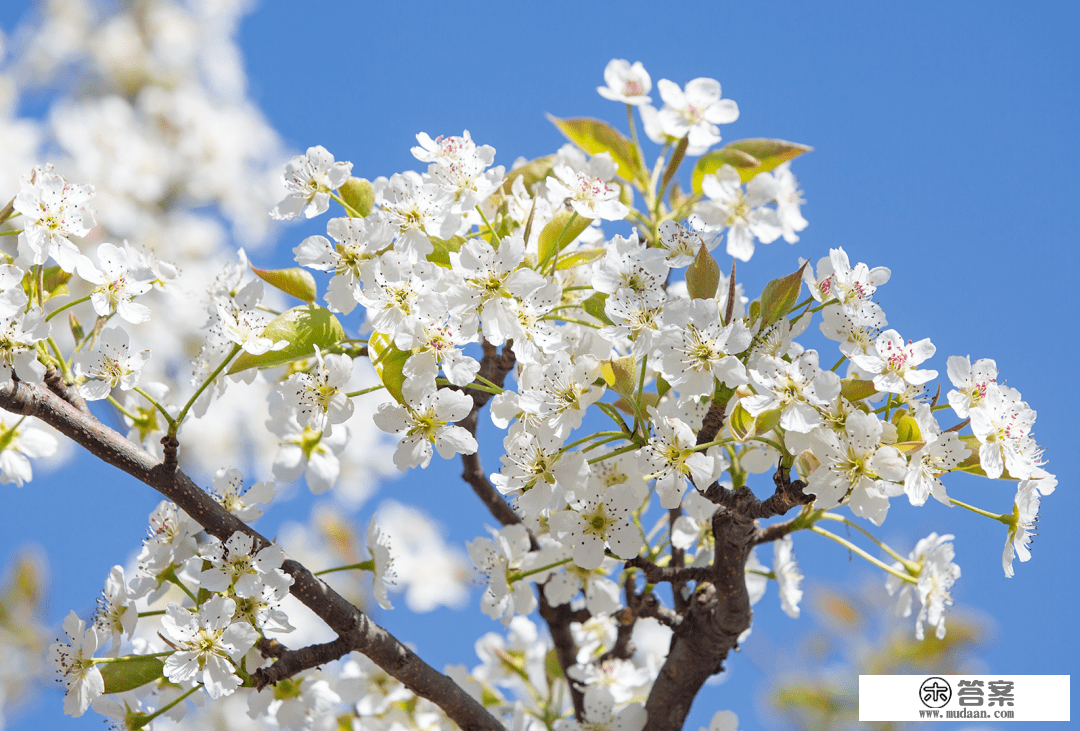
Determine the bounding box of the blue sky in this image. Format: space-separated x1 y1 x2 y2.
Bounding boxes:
1 1 1078 730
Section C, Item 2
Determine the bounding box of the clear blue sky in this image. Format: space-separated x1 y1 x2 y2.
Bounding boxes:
1 2 1077 730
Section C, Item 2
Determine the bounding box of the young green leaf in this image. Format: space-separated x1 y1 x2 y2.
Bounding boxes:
100 656 165 694
686 242 720 300
339 177 375 217
581 291 614 326
600 356 638 400
427 235 467 268
250 265 317 304
692 138 812 192
758 261 808 328
368 331 410 405
546 115 643 186
538 211 591 267
227 305 345 374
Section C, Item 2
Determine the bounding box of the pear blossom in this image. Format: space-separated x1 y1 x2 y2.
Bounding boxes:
161 595 259 699
367 516 396 610
372 375 477 471
267 401 348 494
0 265 29 318
198 530 293 599
279 347 354 434
773 161 808 243
14 165 96 271
807 410 907 524
0 411 58 486
850 329 937 394
209 466 276 521
647 77 739 155
271 145 352 220
48 611 105 717
597 59 652 106
593 231 670 294
549 482 644 569
467 523 537 624
215 302 287 355
694 165 781 261
71 326 149 400
639 414 715 509
554 686 646 731
945 355 999 419
0 308 49 383
1003 480 1040 577
545 163 629 221
376 170 460 259
656 219 717 268
658 299 752 398
968 385 1038 479
772 536 804 618
294 214 396 314
93 566 138 654
742 351 840 433
74 243 155 323
902 404 967 507
516 352 606 440
886 533 960 640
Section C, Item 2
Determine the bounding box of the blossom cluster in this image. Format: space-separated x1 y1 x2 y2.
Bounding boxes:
1 55 1053 730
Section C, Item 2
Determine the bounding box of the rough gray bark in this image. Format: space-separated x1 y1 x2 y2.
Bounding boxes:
0 375 503 731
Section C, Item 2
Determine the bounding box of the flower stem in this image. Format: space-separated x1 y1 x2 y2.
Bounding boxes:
45 294 93 322
949 497 1011 524
171 344 240 436
315 560 375 576
810 525 916 584
345 383 386 398
476 205 502 248
817 512 913 568
133 386 177 429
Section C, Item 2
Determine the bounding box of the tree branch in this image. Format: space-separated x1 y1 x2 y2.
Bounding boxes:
0 378 503 731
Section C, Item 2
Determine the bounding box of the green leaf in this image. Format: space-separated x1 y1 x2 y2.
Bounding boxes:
496 155 556 197
893 410 923 443
600 356 637 400
22 266 72 303
250 265 317 304
427 235 467 268
729 402 756 442
840 378 878 403
101 656 165 694
227 305 345 375
759 261 808 328
538 211 592 267
581 292 613 326
556 248 606 271
368 331 410 405
691 138 812 192
725 138 813 178
952 435 1009 479
662 134 690 194
754 407 782 437
692 147 761 194
547 115 642 185
656 373 672 400
339 177 375 218
686 243 720 300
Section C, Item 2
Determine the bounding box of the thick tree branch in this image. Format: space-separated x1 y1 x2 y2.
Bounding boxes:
252 635 356 688
0 378 503 731
538 591 588 719
698 464 813 519
642 464 812 731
